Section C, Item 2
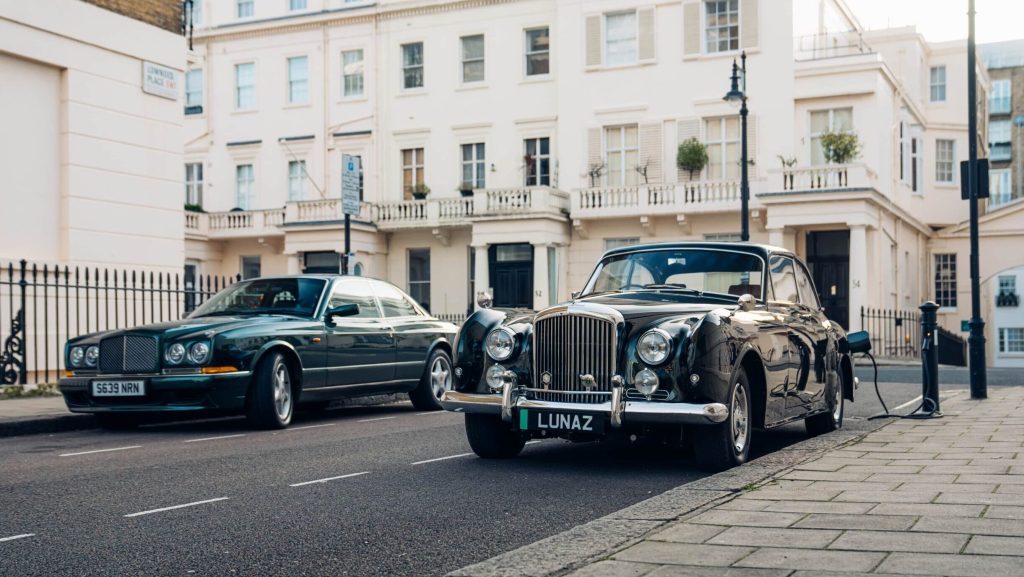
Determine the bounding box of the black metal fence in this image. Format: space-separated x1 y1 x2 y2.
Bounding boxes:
0 260 238 385
860 307 921 359
936 326 968 367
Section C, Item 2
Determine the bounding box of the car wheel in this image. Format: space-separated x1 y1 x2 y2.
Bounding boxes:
409 349 453 411
95 413 140 430
694 368 753 472
246 352 294 429
465 413 525 458
806 375 844 436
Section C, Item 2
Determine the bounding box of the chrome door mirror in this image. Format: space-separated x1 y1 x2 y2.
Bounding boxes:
571 291 581 300
326 303 359 323
476 290 493 309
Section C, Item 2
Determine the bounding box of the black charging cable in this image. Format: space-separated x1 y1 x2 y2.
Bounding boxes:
864 336 939 420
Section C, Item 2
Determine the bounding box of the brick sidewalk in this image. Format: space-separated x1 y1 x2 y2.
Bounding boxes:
569 387 1024 577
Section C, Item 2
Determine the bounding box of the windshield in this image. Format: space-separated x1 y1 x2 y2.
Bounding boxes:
189 278 328 318
582 249 765 300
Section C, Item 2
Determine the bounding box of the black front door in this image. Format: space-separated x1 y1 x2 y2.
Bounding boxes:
490 244 533 308
806 231 850 330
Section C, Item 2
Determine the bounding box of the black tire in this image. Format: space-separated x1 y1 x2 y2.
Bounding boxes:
806 376 844 436
465 413 525 458
246 352 294 429
409 349 453 411
95 413 140 430
693 367 753 472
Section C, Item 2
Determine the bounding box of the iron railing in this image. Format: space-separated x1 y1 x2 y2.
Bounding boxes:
936 327 968 367
860 307 921 359
0 260 238 385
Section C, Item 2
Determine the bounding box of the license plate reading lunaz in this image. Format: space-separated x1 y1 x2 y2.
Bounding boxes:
519 410 604 433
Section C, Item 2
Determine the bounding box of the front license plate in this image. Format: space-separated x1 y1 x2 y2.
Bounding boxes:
518 410 604 434
91 380 146 397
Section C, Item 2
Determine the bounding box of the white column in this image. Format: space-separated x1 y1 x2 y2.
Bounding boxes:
849 224 868 332
533 243 549 310
286 253 302 275
473 244 490 310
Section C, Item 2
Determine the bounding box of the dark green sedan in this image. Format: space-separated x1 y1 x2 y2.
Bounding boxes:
58 275 458 429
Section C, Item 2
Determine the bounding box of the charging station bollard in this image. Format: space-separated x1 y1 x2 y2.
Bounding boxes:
915 301 942 417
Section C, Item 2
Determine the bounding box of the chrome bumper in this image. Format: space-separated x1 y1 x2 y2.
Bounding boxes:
440 383 729 427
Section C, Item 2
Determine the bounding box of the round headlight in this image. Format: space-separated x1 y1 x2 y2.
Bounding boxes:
485 328 516 361
637 329 672 365
165 343 186 365
635 368 660 396
486 364 507 390
85 346 100 367
188 342 211 365
69 346 85 368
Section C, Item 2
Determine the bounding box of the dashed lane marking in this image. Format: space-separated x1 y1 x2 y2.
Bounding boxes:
0 534 35 543
357 416 397 423
59 445 142 457
411 452 474 465
287 423 338 431
289 471 371 487
123 498 229 518
184 434 246 443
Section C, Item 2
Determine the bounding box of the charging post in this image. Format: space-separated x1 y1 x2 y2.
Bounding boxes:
914 301 942 418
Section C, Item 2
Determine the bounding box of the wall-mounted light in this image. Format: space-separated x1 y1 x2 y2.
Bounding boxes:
490 163 496 172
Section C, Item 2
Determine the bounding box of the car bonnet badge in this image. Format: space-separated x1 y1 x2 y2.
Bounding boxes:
579 374 597 389
541 372 552 389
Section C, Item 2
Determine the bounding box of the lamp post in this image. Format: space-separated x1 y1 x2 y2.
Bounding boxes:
966 0 987 399
724 51 750 242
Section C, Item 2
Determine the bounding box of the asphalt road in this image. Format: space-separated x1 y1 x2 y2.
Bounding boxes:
0 378 964 576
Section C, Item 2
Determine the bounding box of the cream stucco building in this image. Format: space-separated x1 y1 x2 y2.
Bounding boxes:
180 0 1019 365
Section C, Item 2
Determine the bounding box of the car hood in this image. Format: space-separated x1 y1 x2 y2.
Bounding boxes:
72 315 306 343
566 291 736 320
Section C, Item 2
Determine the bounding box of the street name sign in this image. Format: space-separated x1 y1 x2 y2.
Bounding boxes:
142 61 179 100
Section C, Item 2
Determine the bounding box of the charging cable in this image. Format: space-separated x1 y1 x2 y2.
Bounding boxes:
864 336 940 420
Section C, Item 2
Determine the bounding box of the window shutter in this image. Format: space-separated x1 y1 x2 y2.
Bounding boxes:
638 7 656 62
677 118 701 182
587 127 603 185
585 15 602 67
683 2 700 57
740 0 759 49
639 123 663 184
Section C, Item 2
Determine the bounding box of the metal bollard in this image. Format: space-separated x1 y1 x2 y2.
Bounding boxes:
914 301 942 418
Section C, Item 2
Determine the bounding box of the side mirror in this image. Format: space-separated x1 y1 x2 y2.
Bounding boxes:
571 291 581 300
737 293 756 312
326 303 359 321
848 330 871 354
476 290 493 309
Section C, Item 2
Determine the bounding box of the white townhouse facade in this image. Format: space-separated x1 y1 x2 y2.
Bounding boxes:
181 0 1021 364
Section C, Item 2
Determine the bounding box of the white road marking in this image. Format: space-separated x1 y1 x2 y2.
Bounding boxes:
411 452 474 465
357 416 396 423
288 423 337 431
892 395 923 412
123 497 229 518
289 471 370 487
0 534 34 543
59 445 142 457
525 440 543 445
184 434 246 443
415 411 447 416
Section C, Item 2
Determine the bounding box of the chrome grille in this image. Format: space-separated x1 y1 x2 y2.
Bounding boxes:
533 313 616 404
99 335 159 374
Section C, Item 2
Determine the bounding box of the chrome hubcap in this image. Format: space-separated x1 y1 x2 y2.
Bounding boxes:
731 383 749 454
273 363 292 420
833 381 843 422
429 356 452 400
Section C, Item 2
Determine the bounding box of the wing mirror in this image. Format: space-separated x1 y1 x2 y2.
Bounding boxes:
476 290 493 309
847 330 871 354
326 303 359 322
571 291 581 300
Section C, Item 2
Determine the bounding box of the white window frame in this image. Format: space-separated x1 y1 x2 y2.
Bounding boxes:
524 137 551 186
809 107 853 165
990 79 1011 114
289 0 307 11
705 116 740 180
288 160 306 201
240 255 261 280
934 253 957 310
999 327 1024 354
929 66 946 103
236 0 254 19
407 248 431 311
235 62 256 110
460 34 485 84
185 162 203 207
524 27 550 77
935 139 955 184
460 143 486 189
989 168 1013 207
341 49 364 98
910 135 921 193
401 42 424 90
704 0 740 54
999 275 1017 295
604 11 638 66
604 125 639 187
401 147 425 198
287 56 309 105
190 0 202 26
235 164 255 210
185 69 203 110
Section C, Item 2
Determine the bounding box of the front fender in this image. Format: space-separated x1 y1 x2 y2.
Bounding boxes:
251 339 303 373
454 308 506 392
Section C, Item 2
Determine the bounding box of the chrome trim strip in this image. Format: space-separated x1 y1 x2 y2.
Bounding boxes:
310 378 419 391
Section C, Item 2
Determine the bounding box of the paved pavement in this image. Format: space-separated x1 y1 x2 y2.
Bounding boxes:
474 386 1024 577
0 377 929 576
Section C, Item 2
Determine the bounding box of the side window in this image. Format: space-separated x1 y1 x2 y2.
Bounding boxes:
794 264 820 310
375 282 420 318
328 280 381 319
769 256 800 304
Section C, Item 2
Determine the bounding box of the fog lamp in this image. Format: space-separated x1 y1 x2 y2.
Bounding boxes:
486 364 506 391
635 368 660 396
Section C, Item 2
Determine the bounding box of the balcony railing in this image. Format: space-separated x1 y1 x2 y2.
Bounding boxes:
185 208 286 239
775 164 877 192
794 32 873 61
573 181 741 220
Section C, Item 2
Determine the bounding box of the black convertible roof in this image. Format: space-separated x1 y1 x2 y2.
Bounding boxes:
601 241 795 261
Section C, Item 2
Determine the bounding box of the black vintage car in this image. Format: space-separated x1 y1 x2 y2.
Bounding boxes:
442 242 858 471
59 275 458 429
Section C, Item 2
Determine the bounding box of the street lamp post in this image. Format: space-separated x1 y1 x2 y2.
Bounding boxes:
724 51 750 242
966 0 987 399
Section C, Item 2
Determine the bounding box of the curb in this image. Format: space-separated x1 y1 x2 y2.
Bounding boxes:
0 414 98 438
446 419 893 577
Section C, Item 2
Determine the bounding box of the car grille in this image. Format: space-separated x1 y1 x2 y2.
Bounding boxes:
532 313 616 404
99 335 159 374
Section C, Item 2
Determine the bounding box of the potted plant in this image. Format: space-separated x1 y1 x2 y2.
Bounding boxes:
676 138 708 181
410 183 430 200
458 182 475 197
585 162 605 188
184 203 205 213
819 130 862 164
777 155 797 189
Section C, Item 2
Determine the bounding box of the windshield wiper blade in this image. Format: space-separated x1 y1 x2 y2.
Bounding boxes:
642 284 702 294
